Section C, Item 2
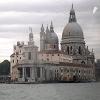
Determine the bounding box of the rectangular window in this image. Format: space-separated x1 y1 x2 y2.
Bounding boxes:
28 52 31 60
18 68 22 78
37 67 40 78
26 67 30 77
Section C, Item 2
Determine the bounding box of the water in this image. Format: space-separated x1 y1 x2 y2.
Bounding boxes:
0 82 100 100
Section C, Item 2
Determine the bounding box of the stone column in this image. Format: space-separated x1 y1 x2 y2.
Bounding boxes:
30 67 32 79
31 67 35 82
42 67 45 81
40 67 43 81
41 67 45 81
22 67 25 81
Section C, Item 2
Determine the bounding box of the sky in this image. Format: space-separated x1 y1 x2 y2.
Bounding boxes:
0 0 100 61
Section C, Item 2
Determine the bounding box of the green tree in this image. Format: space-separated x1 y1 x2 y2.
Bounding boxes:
0 60 10 75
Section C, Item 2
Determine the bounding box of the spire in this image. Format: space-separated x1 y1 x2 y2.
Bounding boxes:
29 27 34 42
69 4 77 23
92 48 94 53
29 27 32 33
72 3 73 9
46 25 49 33
41 24 44 32
50 21 54 32
50 21 53 28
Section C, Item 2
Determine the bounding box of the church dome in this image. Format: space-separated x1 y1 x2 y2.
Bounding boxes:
46 31 58 44
62 22 84 39
45 22 58 44
62 4 84 42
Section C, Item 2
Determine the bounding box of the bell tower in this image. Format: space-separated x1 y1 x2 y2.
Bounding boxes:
28 27 34 46
40 24 45 51
50 21 54 32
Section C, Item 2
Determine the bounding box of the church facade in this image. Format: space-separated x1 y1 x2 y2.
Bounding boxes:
10 5 95 83
10 28 38 82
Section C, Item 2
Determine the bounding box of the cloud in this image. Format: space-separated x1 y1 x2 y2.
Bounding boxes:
0 0 100 61
93 7 98 14
0 0 98 13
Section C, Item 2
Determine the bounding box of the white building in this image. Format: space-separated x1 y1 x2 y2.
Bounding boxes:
10 5 95 83
10 28 38 82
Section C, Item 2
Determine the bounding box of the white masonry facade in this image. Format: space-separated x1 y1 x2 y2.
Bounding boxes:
10 28 38 82
10 5 95 83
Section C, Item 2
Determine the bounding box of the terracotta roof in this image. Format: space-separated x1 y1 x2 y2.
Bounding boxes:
39 50 64 54
42 62 94 68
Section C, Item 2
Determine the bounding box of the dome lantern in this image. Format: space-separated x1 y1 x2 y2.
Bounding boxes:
61 4 84 42
69 4 77 23
41 24 44 32
50 21 54 32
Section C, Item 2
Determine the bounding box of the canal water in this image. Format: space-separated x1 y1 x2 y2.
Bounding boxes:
0 82 100 100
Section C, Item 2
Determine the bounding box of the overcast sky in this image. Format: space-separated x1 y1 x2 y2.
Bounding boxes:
0 0 100 61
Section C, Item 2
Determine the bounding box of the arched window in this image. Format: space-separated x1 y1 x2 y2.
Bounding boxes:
79 46 81 55
81 61 85 64
28 52 31 60
13 60 14 63
70 46 72 54
47 58 49 61
17 60 18 63
54 45 56 48
67 46 69 54
70 46 72 50
69 32 70 36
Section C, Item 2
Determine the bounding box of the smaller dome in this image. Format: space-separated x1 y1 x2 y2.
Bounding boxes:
45 22 58 44
46 31 58 44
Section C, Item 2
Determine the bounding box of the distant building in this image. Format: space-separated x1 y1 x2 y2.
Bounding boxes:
10 5 95 83
95 59 100 81
0 75 11 83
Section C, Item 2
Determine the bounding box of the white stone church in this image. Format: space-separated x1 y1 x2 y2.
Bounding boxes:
10 5 95 83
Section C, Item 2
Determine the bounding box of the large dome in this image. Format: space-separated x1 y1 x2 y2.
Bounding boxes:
62 22 84 39
61 4 85 43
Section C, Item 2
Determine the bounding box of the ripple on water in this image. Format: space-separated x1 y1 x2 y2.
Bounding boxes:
0 83 100 100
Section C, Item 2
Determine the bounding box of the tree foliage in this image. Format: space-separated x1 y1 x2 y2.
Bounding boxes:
0 60 10 75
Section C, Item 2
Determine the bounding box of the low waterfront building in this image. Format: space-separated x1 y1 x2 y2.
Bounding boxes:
0 75 11 83
10 5 95 83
